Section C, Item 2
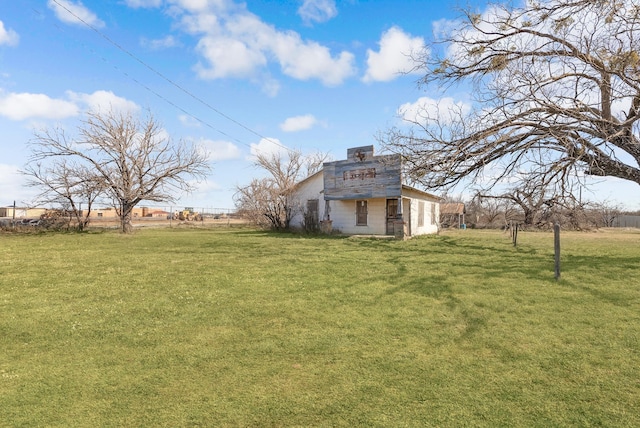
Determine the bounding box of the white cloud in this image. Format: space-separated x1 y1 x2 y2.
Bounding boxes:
172 0 221 14
188 179 222 194
298 0 338 25
66 90 140 114
432 18 461 41
175 0 356 85
249 137 289 160
0 90 139 121
178 114 201 127
398 96 471 126
194 36 267 79
0 91 79 120
0 21 19 47
47 0 105 28
271 31 355 86
280 114 318 132
124 0 163 8
0 164 39 205
141 35 181 50
197 138 241 161
259 77 281 97
363 26 425 83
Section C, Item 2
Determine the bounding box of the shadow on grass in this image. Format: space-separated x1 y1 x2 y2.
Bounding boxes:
563 254 640 272
562 280 634 307
226 229 351 240
427 234 541 256
382 274 488 341
384 274 452 299
560 254 640 307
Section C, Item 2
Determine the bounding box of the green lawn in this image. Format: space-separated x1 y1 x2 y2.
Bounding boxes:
1 227 639 426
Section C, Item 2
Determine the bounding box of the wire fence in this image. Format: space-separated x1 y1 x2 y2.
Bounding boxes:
128 205 238 218
0 203 243 230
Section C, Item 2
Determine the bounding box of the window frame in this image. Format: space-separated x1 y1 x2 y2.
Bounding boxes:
418 201 425 227
356 200 368 226
430 202 437 225
306 199 319 224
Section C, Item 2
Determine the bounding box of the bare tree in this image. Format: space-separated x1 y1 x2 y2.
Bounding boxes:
27 110 210 233
588 200 623 227
475 179 564 227
23 159 104 231
467 195 508 228
234 149 329 231
380 0 640 198
439 194 465 228
234 178 288 230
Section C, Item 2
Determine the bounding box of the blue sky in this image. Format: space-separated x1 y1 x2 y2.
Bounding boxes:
1 0 639 211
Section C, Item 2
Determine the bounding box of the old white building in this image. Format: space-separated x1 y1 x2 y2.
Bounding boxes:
291 146 441 238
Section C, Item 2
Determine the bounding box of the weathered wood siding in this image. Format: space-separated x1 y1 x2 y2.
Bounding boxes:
323 151 402 201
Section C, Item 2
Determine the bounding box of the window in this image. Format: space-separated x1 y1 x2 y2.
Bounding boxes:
418 201 425 227
356 200 368 226
431 202 437 225
387 199 398 219
306 199 319 225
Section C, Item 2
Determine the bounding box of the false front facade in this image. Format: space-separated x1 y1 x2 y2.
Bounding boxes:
291 146 441 238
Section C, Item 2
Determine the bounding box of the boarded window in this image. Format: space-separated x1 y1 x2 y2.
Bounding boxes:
431 202 437 225
356 200 368 226
418 201 425 227
306 199 319 225
387 199 398 218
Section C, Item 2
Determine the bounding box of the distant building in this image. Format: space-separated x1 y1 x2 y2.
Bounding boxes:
291 145 441 238
86 207 146 218
147 210 170 218
0 205 172 221
0 206 47 218
440 203 466 228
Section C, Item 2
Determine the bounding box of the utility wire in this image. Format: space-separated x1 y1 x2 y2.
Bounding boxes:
47 0 291 153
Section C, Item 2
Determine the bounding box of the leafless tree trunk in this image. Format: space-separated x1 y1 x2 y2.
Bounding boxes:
23 160 104 231
235 149 329 231
27 110 210 233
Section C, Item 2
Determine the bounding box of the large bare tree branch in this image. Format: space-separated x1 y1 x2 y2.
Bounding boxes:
381 0 640 196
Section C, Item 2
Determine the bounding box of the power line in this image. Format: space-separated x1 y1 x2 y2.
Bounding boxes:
47 0 292 153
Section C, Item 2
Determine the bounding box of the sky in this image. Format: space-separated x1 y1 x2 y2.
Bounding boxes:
1 0 639 212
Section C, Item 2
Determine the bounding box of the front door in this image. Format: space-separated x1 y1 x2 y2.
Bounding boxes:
386 199 398 235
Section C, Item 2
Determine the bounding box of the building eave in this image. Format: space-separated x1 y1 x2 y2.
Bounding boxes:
401 184 443 201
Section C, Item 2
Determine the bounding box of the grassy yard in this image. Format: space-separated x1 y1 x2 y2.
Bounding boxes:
1 227 639 426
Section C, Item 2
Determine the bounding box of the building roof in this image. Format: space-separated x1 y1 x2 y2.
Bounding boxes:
401 185 442 201
290 169 324 190
440 203 465 214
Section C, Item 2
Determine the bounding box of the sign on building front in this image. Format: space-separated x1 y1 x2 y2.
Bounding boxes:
322 145 402 200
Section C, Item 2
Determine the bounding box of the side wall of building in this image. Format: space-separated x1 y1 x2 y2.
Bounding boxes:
404 188 440 236
290 172 326 228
